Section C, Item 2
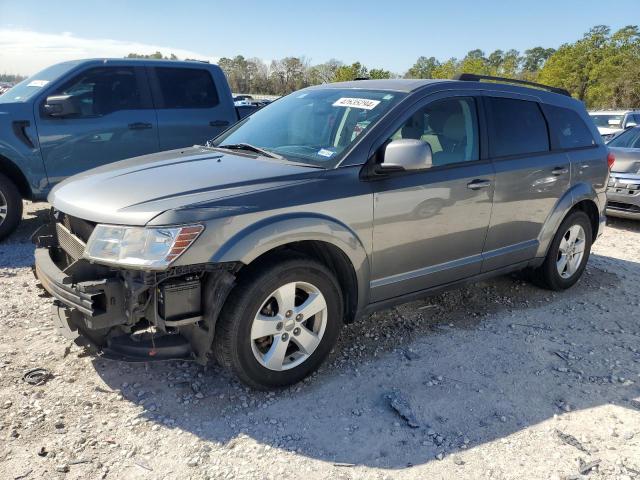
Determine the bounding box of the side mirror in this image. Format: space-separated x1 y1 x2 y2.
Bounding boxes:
625 121 637 129
377 139 433 173
44 95 79 117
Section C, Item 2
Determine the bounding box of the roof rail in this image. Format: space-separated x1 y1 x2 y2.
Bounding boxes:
453 73 571 97
354 77 370 81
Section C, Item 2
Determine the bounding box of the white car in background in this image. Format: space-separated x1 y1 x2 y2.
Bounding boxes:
589 110 640 141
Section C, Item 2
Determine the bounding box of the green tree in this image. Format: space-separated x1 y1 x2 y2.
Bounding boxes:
333 62 368 82
405 56 439 78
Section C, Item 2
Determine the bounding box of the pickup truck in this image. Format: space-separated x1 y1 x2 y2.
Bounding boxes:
0 58 257 239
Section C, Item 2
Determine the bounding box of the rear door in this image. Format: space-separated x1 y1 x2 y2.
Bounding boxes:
149 66 232 150
36 66 158 184
481 95 570 271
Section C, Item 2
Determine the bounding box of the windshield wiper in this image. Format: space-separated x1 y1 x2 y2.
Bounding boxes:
216 143 284 160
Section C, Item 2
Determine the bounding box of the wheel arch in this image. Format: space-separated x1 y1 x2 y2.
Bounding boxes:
211 213 370 320
536 182 601 258
0 154 32 199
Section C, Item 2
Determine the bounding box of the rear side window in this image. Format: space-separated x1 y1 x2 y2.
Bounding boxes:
544 105 595 149
487 97 549 157
154 68 219 109
51 67 144 117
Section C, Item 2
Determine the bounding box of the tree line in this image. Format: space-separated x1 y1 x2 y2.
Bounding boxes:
212 25 639 108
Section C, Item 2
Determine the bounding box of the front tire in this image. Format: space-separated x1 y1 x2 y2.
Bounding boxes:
214 254 343 389
0 173 23 241
530 210 592 290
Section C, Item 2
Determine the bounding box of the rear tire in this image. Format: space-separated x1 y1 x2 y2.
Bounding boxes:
214 254 343 389
530 210 592 290
0 173 23 241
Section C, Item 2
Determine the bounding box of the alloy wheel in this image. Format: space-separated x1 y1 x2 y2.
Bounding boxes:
0 190 7 227
250 281 328 371
556 224 586 279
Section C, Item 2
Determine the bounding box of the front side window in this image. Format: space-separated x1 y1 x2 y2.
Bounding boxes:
544 105 595 149
607 127 640 149
51 67 143 117
155 68 219 109
488 97 549 157
390 97 480 166
213 88 405 167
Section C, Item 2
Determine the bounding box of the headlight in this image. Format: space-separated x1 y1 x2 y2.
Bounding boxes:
84 224 204 269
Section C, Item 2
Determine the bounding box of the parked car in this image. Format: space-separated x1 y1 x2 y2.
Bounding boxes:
605 125 640 219
0 58 260 240
233 94 254 106
34 74 610 389
589 110 640 141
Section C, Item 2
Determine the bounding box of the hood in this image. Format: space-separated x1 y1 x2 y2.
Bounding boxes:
49 147 322 225
609 147 640 174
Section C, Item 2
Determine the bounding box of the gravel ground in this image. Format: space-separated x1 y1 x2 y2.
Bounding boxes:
1 202 639 480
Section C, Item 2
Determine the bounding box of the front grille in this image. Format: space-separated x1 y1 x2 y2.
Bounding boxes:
58 212 96 243
55 222 86 261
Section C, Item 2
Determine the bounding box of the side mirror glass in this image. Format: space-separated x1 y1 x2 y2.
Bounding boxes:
625 121 637 129
378 139 433 173
44 95 79 118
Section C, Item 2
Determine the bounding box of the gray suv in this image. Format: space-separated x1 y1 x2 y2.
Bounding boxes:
34 74 609 389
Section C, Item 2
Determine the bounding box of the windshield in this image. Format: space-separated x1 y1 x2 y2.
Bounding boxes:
0 61 81 103
213 88 405 167
590 114 624 128
608 127 640 149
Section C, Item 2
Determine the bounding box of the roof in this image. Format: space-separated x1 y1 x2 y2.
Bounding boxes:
309 78 451 93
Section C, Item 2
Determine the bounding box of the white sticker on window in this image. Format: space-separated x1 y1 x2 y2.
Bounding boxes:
27 80 49 88
332 97 380 110
317 148 335 158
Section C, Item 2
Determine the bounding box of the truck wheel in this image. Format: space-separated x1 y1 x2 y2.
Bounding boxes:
0 173 23 241
214 254 343 389
530 211 592 291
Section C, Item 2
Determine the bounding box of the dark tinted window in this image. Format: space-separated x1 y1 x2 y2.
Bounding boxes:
545 105 595 149
155 68 219 109
391 97 480 166
52 67 143 117
487 97 549 157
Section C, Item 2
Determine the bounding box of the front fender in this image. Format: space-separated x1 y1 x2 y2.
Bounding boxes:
211 213 371 310
535 181 602 258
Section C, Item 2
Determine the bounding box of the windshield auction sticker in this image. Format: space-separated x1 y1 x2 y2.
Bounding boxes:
332 97 381 110
26 80 49 87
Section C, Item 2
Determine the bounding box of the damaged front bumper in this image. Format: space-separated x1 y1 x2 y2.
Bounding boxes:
606 173 640 220
32 216 238 363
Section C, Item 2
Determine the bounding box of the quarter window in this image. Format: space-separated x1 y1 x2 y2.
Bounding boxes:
51 67 144 117
154 68 219 109
391 97 480 166
487 97 549 157
544 105 595 149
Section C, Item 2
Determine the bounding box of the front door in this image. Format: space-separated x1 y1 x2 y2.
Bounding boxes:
36 66 158 186
370 95 494 302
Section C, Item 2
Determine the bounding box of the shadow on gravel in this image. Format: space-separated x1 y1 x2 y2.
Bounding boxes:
93 253 640 469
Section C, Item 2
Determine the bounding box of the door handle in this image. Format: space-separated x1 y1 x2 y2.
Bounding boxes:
209 120 230 127
128 122 152 130
467 179 491 190
551 167 569 176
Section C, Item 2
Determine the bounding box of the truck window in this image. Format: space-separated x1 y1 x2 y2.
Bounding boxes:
154 68 219 109
51 67 144 117
487 97 549 157
544 105 595 149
